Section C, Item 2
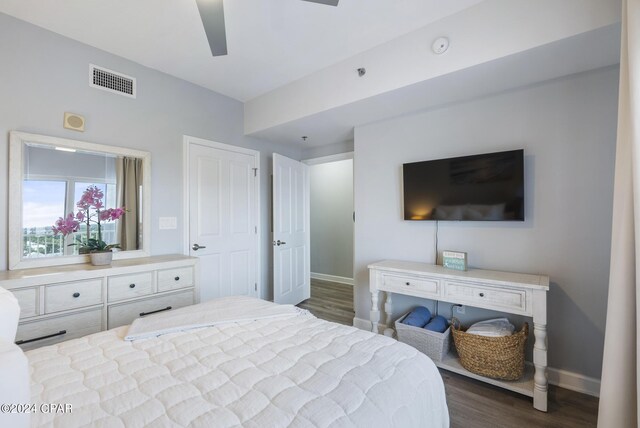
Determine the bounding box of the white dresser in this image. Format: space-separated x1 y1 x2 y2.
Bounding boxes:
0 255 199 351
368 260 549 412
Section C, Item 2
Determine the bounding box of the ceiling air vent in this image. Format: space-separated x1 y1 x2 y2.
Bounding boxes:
89 64 136 98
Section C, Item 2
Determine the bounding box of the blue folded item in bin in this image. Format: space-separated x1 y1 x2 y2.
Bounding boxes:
402 306 431 327
424 315 448 333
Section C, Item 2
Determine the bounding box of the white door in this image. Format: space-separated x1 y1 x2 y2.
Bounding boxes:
187 139 259 302
272 153 310 305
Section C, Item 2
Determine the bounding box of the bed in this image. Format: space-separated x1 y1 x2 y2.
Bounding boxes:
1 293 449 428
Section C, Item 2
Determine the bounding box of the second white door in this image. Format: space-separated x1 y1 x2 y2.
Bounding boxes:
187 138 259 301
273 153 310 305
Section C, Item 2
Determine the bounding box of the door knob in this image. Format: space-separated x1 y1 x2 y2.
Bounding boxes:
192 243 207 251
273 240 287 246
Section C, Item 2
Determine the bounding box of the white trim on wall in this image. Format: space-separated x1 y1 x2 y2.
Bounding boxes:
182 138 190 256
547 367 600 397
351 316 602 398
353 317 376 331
302 151 354 165
311 272 354 286
182 135 262 298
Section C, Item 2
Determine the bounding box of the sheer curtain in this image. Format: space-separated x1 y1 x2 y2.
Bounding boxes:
598 1 640 426
115 156 143 251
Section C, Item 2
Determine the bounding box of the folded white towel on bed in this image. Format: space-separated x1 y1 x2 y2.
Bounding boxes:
125 296 306 341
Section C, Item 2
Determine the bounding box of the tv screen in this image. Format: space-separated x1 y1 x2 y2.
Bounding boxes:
403 149 524 221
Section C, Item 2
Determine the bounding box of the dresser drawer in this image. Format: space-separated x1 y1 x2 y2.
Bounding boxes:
45 280 103 314
443 280 529 314
158 267 193 292
16 308 102 351
108 272 154 302
382 274 440 297
12 288 38 319
108 290 195 329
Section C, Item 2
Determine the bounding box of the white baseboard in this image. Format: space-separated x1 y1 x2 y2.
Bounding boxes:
311 272 354 286
351 316 601 397
352 317 386 333
353 317 372 330
547 367 600 397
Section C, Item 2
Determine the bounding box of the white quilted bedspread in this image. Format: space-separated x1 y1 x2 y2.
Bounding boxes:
27 309 448 427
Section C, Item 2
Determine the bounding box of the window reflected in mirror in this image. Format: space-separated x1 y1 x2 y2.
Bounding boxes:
22 143 143 259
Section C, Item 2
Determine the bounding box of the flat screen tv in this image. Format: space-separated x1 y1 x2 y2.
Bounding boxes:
403 149 524 221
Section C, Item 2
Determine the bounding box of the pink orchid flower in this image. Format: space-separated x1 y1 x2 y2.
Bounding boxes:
110 207 126 220
98 207 126 222
53 186 126 246
98 209 111 222
76 185 105 210
52 213 80 236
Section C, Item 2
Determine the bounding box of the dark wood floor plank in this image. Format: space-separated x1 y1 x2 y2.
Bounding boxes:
298 278 599 427
297 278 354 325
443 370 598 428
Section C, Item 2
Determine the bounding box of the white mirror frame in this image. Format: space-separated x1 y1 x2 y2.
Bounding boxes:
8 131 151 270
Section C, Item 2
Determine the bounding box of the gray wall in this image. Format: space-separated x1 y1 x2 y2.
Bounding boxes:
310 159 354 279
303 141 354 160
0 14 303 298
354 66 618 379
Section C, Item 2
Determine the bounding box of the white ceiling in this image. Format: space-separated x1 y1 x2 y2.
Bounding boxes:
0 0 484 101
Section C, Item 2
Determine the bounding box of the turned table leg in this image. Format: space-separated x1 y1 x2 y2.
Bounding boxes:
533 290 548 412
370 290 380 333
533 322 548 411
383 293 395 337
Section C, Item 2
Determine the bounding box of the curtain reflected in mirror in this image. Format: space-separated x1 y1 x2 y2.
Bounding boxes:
22 144 143 259
116 156 143 251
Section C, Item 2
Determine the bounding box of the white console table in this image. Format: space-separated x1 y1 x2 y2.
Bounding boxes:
368 260 550 412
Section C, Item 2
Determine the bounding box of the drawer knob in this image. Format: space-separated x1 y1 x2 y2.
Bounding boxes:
405 282 410 286
72 292 80 298
174 276 180 281
479 292 485 297
130 284 136 289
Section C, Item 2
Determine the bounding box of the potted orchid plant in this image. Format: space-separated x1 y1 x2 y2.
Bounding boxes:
52 185 126 266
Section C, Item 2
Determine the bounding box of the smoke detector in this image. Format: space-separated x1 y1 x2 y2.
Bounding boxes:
432 37 449 55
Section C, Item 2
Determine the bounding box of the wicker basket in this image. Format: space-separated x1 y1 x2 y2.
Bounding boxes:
395 313 451 362
451 318 528 381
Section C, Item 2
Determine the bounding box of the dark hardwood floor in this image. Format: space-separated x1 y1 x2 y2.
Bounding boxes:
443 370 598 428
298 279 599 427
297 278 354 325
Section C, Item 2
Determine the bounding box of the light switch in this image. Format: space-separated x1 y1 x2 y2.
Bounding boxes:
159 217 177 230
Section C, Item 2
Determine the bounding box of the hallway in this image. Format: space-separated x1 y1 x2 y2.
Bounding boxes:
297 278 354 326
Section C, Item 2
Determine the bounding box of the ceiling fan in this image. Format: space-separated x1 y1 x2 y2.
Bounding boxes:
195 0 340 57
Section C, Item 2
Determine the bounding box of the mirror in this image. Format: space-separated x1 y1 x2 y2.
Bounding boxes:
9 132 151 270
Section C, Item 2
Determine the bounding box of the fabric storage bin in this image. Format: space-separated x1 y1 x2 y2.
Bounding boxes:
395 312 451 362
451 317 528 380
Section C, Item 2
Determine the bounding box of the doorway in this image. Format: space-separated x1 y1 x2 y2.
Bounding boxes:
298 153 354 325
183 136 261 302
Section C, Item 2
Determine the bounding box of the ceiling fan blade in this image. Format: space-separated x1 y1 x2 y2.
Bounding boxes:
195 0 228 56
301 0 339 6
